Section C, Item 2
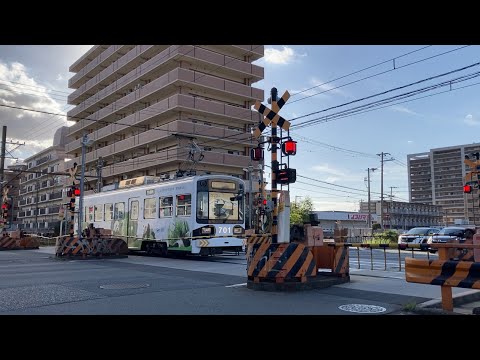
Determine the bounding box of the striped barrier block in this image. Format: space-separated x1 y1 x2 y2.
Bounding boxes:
0 236 18 249
247 242 316 283
405 258 480 289
55 236 128 258
18 237 39 249
246 234 272 245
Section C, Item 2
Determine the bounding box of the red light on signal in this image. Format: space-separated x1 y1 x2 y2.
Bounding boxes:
74 188 81 196
263 199 267 205
250 147 264 161
1 204 7 210
282 139 297 156
464 185 473 193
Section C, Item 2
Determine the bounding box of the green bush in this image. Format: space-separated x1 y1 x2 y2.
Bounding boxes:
367 230 398 244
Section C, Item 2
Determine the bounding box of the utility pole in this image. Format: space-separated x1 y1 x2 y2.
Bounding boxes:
270 88 279 244
78 132 94 236
243 165 254 229
389 186 398 229
96 157 104 193
0 126 6 202
35 179 39 234
377 152 394 230
366 168 377 229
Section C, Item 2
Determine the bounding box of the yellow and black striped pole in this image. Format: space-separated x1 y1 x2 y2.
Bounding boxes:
271 87 279 244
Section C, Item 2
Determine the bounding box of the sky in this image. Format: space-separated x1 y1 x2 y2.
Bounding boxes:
1 45 479 212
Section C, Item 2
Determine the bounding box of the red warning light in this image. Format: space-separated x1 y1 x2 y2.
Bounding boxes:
282 139 297 156
74 188 81 196
464 185 473 193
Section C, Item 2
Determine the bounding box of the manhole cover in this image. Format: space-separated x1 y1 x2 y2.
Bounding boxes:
338 304 387 313
99 283 150 290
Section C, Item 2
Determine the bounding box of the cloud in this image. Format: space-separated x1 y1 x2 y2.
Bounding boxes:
56 74 64 81
291 77 347 100
464 114 480 126
407 140 413 143
390 105 419 116
264 46 306 65
312 164 346 177
0 61 67 159
312 200 357 212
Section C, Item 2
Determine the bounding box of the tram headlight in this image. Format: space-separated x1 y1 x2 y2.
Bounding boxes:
233 227 243 234
201 227 212 235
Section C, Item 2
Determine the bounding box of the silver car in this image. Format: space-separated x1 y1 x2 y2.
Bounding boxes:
398 227 441 246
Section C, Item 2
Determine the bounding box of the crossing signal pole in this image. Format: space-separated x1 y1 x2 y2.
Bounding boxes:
253 87 293 243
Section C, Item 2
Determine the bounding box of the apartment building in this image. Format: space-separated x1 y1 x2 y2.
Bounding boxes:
359 200 443 229
408 142 480 226
17 127 69 234
64 45 264 187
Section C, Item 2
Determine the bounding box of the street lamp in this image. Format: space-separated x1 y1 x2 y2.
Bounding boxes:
78 133 94 237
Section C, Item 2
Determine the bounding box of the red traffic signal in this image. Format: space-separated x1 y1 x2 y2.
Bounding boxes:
282 139 297 156
1 203 7 210
464 184 473 193
263 199 267 205
74 188 81 196
250 147 264 161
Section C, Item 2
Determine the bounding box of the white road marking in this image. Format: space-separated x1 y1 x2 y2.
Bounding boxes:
225 283 247 288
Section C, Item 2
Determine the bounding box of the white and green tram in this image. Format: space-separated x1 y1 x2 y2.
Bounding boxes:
78 175 246 255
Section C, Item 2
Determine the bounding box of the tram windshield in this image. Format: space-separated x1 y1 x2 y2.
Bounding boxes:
196 180 244 224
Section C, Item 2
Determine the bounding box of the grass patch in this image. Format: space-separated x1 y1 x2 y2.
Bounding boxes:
403 302 417 312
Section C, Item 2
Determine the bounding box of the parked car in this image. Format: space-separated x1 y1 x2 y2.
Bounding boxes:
426 227 475 253
398 227 441 247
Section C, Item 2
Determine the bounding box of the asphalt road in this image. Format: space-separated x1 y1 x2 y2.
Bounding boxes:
0 247 431 315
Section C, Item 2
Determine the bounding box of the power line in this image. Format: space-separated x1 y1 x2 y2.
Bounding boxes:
287 45 470 105
297 174 382 195
289 45 433 99
290 59 480 123
292 67 480 131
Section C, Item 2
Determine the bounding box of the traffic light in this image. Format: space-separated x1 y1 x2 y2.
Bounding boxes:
275 168 296 185
464 184 473 193
250 146 264 161
2 201 11 226
68 185 78 212
282 139 297 156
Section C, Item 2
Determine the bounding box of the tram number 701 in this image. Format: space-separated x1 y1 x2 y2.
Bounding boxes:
218 227 232 234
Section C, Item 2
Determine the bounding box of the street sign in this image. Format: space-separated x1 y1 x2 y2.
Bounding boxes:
253 90 291 138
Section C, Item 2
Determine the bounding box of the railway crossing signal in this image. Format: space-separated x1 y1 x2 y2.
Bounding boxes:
253 90 291 139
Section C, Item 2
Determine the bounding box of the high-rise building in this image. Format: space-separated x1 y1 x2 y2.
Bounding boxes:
408 142 480 226
64 45 264 187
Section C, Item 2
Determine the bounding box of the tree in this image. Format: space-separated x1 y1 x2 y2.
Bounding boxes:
290 197 314 225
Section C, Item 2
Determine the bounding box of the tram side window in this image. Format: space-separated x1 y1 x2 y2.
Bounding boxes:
114 202 125 220
95 205 104 222
144 198 156 219
130 200 139 220
197 191 208 219
159 196 173 218
87 206 94 222
176 194 191 216
105 203 113 221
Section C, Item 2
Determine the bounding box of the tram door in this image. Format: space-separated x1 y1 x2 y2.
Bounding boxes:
127 198 140 249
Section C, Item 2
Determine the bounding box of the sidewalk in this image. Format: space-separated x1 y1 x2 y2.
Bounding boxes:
346 267 480 315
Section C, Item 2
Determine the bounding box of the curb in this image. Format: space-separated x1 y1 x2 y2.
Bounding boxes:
412 289 480 315
247 274 350 291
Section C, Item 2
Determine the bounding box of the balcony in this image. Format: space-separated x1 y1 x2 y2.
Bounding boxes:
66 93 262 152
68 45 166 104
69 45 109 73
69 45 135 89
68 45 264 107
67 67 263 129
